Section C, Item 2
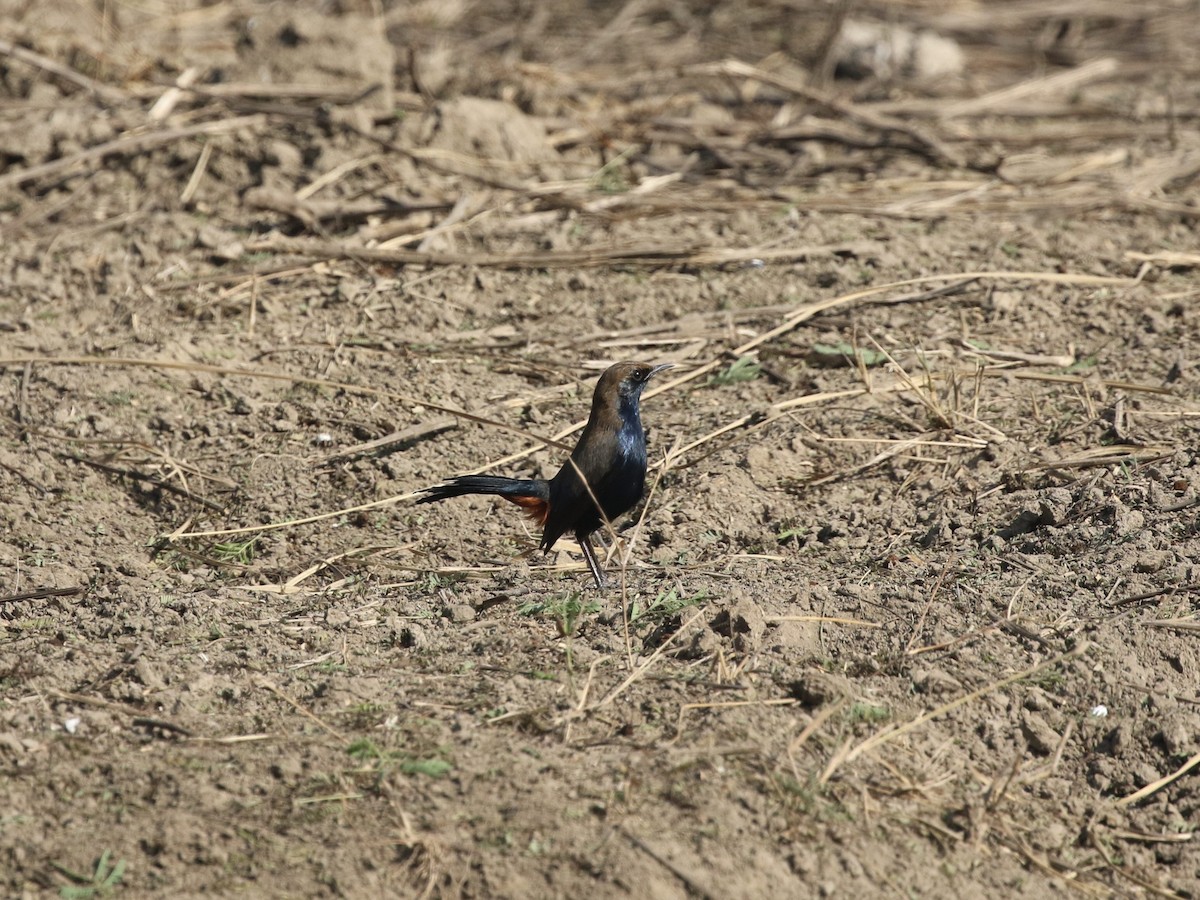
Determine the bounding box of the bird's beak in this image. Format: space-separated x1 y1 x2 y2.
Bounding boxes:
648 363 674 380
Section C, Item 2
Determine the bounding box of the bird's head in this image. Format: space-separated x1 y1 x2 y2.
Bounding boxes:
597 361 674 405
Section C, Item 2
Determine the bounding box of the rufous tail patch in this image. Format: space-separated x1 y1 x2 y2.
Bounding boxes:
504 495 550 525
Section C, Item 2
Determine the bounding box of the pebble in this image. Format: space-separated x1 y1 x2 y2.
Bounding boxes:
443 603 476 624
1134 550 1173 573
912 667 961 695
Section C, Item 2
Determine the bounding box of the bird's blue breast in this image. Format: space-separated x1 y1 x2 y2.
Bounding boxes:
598 400 647 519
615 397 647 466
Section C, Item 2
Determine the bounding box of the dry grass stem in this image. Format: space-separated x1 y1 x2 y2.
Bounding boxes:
595 610 707 708
766 616 881 628
0 37 131 105
255 678 346 743
0 115 267 191
939 58 1119 119
1126 251 1200 268
905 556 958 655
1140 618 1200 633
788 698 850 779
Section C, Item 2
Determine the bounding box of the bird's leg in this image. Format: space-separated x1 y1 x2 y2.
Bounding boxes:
577 534 608 590
591 530 618 568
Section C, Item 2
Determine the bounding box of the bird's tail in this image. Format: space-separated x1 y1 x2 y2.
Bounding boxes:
416 476 551 525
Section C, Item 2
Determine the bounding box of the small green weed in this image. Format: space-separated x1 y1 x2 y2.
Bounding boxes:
1029 668 1066 691
54 850 126 899
771 774 853 823
400 758 453 777
417 571 464 595
708 355 762 386
591 146 635 194
346 739 451 778
810 342 888 367
847 702 890 724
209 538 257 565
518 591 600 637
776 524 807 543
1061 354 1098 374
628 587 708 626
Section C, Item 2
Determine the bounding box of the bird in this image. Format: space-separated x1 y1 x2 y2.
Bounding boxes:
417 361 673 588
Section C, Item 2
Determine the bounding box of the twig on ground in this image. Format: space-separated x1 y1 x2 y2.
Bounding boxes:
0 37 130 105
0 115 266 191
241 235 853 270
939 58 1120 119
685 59 966 167
55 451 227 511
0 585 85 605
318 416 458 464
766 615 881 628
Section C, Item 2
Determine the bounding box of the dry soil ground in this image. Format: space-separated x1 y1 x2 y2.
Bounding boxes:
3 1 1200 897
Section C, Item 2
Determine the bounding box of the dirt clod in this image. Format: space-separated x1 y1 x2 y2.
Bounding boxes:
1020 711 1061 756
